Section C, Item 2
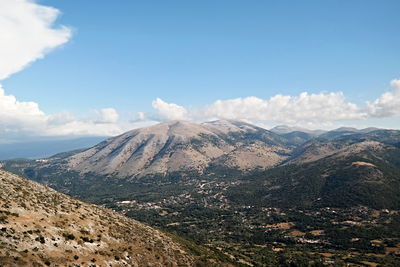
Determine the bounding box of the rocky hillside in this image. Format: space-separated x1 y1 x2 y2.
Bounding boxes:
2 123 400 209
2 122 400 266
65 120 290 178
270 125 325 136
60 122 393 179
0 169 224 266
228 130 400 209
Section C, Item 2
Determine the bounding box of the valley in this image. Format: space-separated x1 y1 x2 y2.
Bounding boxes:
2 1 398 266
2 120 400 266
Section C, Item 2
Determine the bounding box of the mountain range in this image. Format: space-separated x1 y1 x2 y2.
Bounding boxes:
3 120 399 210
2 120 400 266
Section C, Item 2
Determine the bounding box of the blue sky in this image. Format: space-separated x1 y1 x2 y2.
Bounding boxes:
0 0 399 141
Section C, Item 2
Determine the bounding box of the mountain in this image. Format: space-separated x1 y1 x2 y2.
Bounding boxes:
3 122 399 208
64 120 290 178
0 169 228 266
318 127 380 140
3 121 400 266
287 129 400 164
0 137 108 160
270 125 381 143
278 131 316 146
331 127 380 133
229 134 400 209
270 125 326 136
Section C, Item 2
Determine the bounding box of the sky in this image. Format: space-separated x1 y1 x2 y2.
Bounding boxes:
0 0 399 143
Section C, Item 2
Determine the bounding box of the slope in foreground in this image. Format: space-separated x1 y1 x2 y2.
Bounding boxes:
0 169 208 267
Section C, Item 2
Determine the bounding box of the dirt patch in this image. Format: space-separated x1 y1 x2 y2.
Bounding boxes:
289 230 305 237
309 230 324 236
352 161 376 167
265 222 294 229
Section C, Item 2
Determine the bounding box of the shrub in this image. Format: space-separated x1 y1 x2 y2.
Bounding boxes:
80 236 94 243
0 215 8 223
62 233 75 240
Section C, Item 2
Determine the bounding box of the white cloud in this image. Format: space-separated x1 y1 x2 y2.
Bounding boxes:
0 0 398 138
197 92 365 125
0 79 400 142
152 98 188 120
95 108 119 124
0 0 72 80
0 0 157 141
0 86 125 140
149 92 365 126
367 79 400 118
145 81 400 129
45 119 123 137
44 109 124 137
136 112 146 121
0 85 47 135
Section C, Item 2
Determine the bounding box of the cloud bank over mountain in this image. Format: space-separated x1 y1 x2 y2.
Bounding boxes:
146 80 400 128
0 0 399 142
1 74 400 141
367 79 400 118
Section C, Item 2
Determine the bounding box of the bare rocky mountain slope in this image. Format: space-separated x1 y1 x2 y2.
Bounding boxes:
0 170 224 266
2 122 400 266
65 120 290 178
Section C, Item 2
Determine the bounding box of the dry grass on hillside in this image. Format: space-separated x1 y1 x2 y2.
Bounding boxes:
0 170 195 267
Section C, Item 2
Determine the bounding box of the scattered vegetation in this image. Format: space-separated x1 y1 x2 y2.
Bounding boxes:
2 128 400 266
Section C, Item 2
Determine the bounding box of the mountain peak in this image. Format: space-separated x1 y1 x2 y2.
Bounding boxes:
157 119 196 126
136 120 215 139
65 120 289 178
332 127 359 132
270 125 325 135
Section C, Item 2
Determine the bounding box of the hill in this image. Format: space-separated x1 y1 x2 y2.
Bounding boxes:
229 138 400 209
2 121 400 266
269 125 325 136
0 169 228 266
56 120 290 178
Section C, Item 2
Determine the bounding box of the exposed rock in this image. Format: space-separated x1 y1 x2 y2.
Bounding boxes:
0 170 200 266
66 120 289 178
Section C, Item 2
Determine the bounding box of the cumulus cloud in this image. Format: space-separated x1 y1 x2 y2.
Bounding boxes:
367 79 400 118
45 109 124 137
0 86 125 140
152 98 188 120
149 91 366 126
0 85 47 135
1 79 400 142
147 80 400 129
196 92 365 124
0 0 148 142
0 0 72 80
95 108 119 124
0 0 398 139
45 119 123 137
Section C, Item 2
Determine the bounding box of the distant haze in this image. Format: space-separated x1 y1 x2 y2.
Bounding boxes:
0 137 108 160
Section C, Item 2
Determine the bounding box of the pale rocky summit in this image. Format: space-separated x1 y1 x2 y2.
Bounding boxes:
66 120 290 178
0 169 197 266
